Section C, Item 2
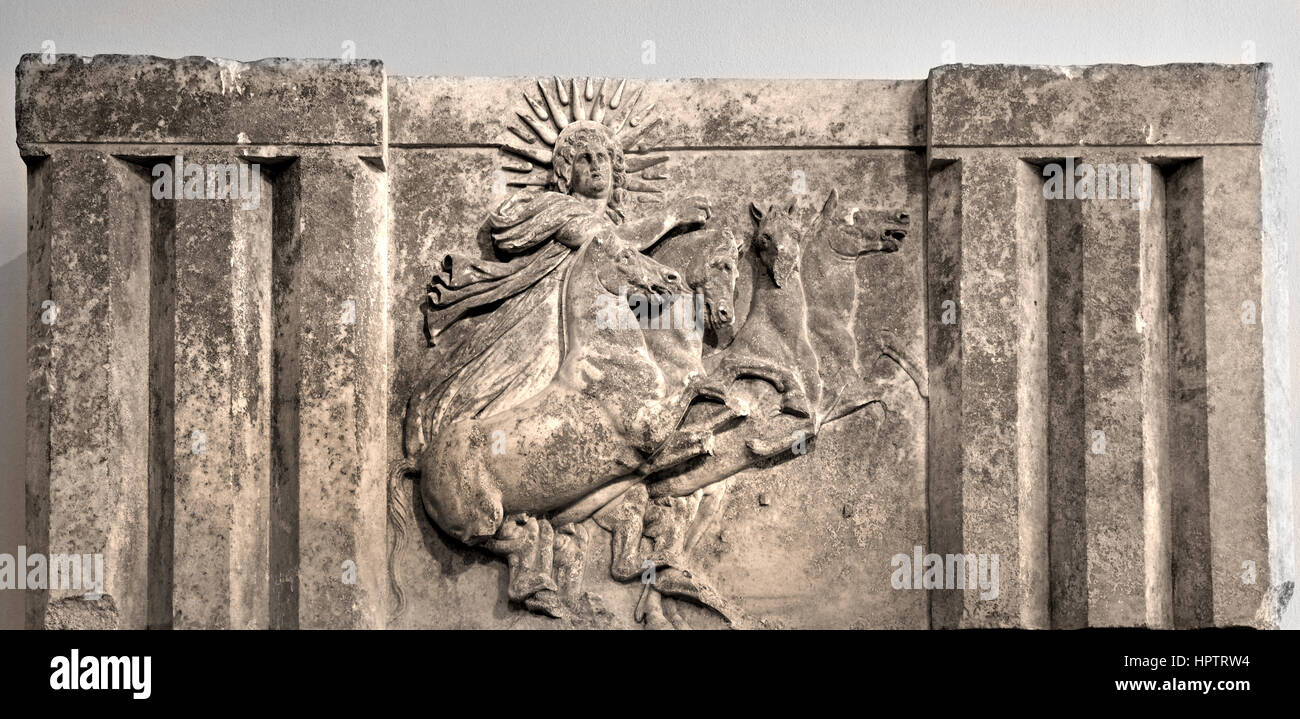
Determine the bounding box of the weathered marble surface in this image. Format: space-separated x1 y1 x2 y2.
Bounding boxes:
17 56 1292 629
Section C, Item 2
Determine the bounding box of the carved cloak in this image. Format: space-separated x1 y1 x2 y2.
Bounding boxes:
404 190 621 454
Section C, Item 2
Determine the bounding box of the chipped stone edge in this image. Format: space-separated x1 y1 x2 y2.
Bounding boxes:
1259 64 1297 630
16 53 388 147
927 62 1268 148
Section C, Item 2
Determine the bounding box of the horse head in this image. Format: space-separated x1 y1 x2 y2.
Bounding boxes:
749 197 803 287
587 231 688 301
825 191 910 257
695 227 744 329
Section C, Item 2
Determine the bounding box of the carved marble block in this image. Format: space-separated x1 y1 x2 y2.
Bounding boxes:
18 57 1292 629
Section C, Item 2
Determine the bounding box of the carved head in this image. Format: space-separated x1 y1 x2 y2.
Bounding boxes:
749 198 803 287
553 120 627 205
830 207 910 257
696 227 743 329
587 231 687 301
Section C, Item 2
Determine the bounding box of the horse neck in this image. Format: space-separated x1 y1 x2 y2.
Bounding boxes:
738 235 809 343
642 297 704 382
561 248 647 365
802 219 856 284
653 242 703 294
683 248 713 293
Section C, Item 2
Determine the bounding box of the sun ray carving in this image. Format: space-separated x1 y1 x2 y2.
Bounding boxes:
501 77 668 199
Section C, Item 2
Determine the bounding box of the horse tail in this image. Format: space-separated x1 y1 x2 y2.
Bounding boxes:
387 455 419 625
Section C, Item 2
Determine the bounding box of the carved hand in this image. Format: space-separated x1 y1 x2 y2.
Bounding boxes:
668 195 712 229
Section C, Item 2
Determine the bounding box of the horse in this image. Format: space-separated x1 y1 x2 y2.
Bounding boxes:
697 198 823 418
650 226 745 348
402 228 728 614
543 226 748 582
800 190 915 425
654 191 917 494
627 192 917 629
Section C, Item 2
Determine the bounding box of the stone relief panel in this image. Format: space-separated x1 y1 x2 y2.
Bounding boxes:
386 78 928 628
16 58 1292 629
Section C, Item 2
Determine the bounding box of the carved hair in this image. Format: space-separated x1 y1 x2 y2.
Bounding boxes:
551 122 628 220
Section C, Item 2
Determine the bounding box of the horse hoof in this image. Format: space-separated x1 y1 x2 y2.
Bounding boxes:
510 572 557 601
524 589 566 619
746 436 788 457
665 604 693 630
724 396 750 418
780 395 812 418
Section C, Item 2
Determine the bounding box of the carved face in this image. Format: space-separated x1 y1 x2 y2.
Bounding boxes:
749 199 802 287
552 122 623 201
570 146 612 198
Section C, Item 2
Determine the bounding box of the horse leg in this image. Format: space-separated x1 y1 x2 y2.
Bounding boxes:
628 368 743 458
521 519 565 617
634 583 693 630
634 584 676 630
683 479 730 554
647 432 754 498
592 483 649 581
878 337 928 399
647 480 732 631
688 376 752 418
715 357 812 417
642 492 702 570
654 566 760 629
484 513 562 617
745 416 817 457
640 427 715 476
552 522 589 605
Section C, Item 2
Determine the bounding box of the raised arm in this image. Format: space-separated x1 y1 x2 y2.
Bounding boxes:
620 195 713 251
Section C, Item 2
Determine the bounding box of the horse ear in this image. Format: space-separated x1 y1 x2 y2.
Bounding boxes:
749 201 765 223
821 188 839 215
724 226 746 254
784 197 798 215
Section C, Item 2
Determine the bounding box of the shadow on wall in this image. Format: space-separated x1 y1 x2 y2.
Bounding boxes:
1 253 26 629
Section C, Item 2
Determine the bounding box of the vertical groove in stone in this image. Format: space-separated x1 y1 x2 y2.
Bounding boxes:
1013 160 1050 629
145 160 176 630
111 155 154 629
1165 159 1213 627
1079 160 1149 626
1139 161 1172 628
1045 189 1087 629
925 159 963 629
270 160 302 629
24 155 52 629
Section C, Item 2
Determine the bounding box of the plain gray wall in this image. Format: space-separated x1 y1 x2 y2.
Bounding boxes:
2 0 1296 629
